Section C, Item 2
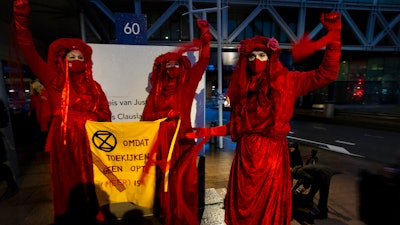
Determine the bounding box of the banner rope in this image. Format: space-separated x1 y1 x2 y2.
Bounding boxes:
164 118 181 192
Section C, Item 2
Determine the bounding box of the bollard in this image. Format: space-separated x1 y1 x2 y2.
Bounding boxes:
324 103 335 118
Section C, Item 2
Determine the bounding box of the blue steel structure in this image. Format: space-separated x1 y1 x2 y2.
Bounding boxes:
83 0 400 107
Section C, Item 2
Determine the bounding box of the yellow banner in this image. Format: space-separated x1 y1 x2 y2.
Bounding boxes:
85 119 165 208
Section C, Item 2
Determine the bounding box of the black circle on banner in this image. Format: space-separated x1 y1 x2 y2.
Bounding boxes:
92 130 117 152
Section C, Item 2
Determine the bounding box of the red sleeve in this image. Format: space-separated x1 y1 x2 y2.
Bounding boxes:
141 94 168 121
292 41 341 97
94 82 112 122
185 40 210 91
13 1 51 86
210 123 230 136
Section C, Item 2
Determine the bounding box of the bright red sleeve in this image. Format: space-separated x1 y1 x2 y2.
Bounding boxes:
13 0 51 86
141 94 169 121
293 41 341 97
94 82 112 122
185 36 211 91
210 124 230 136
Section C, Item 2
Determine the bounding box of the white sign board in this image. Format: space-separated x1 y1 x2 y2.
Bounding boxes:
89 44 205 128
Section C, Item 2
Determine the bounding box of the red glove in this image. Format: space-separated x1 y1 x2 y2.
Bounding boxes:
291 34 315 63
321 12 341 32
292 12 341 62
186 127 211 139
167 109 180 119
321 12 341 42
210 124 228 136
14 0 30 17
197 18 209 34
13 0 34 50
186 125 228 139
197 18 212 43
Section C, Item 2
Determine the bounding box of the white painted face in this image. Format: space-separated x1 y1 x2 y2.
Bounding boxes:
165 60 180 68
66 50 84 61
247 51 268 62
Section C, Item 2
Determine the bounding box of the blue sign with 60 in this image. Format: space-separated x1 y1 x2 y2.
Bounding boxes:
115 13 147 45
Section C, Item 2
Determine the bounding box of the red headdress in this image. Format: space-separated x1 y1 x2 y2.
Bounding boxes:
227 36 283 108
150 38 202 97
47 38 98 145
226 36 287 140
47 38 93 89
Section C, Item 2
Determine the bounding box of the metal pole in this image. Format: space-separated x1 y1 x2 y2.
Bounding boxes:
182 1 225 149
189 0 194 40
217 0 223 149
80 12 86 42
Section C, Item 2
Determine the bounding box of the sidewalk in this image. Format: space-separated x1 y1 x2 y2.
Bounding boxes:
1 111 396 225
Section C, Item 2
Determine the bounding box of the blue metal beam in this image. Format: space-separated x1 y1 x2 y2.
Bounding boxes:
90 0 115 23
373 12 400 46
341 10 368 46
134 0 142 15
227 6 263 43
146 2 181 39
265 5 298 43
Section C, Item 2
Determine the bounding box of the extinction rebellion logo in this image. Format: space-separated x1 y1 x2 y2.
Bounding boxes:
91 130 117 152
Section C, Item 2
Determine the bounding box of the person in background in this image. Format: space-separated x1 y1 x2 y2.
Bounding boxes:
289 142 340 221
0 99 19 200
289 141 303 168
13 0 111 224
28 79 51 151
141 18 211 225
187 12 341 225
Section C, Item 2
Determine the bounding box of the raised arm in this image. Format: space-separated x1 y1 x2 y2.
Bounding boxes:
292 12 342 97
13 0 49 84
185 19 212 89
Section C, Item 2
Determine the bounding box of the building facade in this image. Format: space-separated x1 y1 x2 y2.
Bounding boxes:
96 0 400 107
1 0 400 108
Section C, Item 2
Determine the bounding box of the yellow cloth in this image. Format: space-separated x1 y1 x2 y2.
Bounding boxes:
85 119 166 208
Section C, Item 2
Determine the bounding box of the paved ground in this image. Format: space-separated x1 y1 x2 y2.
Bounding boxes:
201 138 388 225
1 105 399 224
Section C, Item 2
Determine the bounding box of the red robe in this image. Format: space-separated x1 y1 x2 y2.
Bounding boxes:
224 41 341 225
14 4 111 222
142 40 210 224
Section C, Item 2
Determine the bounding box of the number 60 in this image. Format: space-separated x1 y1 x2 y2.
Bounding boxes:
124 22 140 35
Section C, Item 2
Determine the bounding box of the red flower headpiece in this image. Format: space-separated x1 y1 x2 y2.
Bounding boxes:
238 36 279 56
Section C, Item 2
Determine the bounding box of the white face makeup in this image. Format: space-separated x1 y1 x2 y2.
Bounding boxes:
247 51 268 62
66 50 84 61
165 60 180 68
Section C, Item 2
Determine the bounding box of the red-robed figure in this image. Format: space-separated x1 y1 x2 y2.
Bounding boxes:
141 19 211 225
187 12 342 225
13 0 111 223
